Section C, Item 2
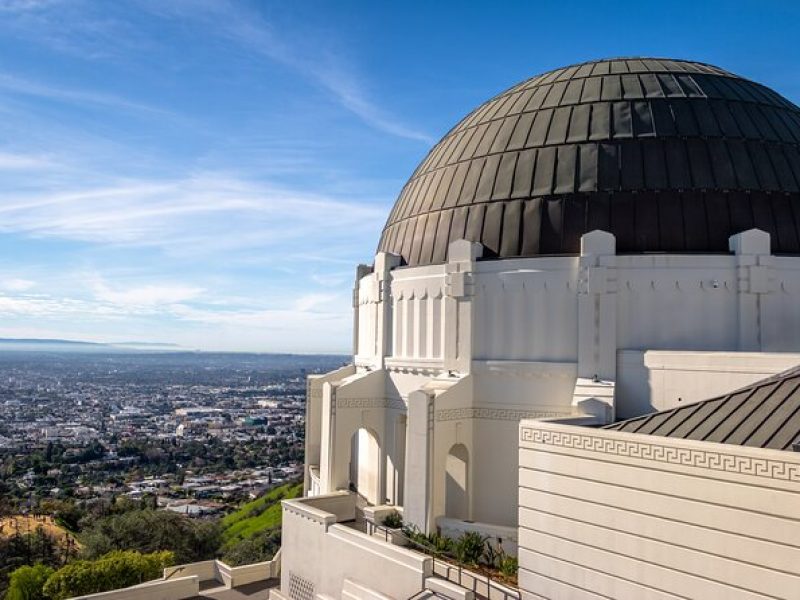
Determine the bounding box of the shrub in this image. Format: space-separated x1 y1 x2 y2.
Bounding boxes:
42 550 174 600
401 525 428 547
399 526 452 555
427 532 454 555
454 531 487 565
5 564 54 600
499 555 518 578
381 511 403 529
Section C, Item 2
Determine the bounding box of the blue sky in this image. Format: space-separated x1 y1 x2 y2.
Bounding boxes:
0 0 798 352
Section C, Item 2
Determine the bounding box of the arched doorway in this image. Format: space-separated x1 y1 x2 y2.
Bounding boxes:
445 443 469 520
349 428 381 505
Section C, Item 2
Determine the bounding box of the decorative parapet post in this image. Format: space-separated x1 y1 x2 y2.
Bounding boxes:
352 263 373 358
729 229 773 351
444 240 482 375
572 230 617 423
374 252 401 369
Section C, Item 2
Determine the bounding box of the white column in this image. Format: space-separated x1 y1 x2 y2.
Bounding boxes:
403 389 435 533
730 229 773 351
573 230 617 422
444 240 483 374
319 382 337 493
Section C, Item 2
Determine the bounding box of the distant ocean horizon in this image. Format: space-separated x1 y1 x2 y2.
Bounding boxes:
0 337 350 358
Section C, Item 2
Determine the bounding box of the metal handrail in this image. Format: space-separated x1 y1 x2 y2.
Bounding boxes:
364 518 520 600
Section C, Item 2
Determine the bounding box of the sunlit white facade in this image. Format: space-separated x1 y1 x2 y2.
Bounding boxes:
274 56 800 600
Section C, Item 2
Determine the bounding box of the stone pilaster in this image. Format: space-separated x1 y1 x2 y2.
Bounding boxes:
730 229 773 351
318 381 338 494
573 230 617 422
403 389 435 533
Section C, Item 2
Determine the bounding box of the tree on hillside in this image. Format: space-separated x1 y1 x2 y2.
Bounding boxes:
0 529 63 594
4 564 54 600
221 528 281 566
80 510 219 563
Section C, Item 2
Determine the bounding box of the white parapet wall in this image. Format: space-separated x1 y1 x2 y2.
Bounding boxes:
279 492 432 599
163 554 281 590
518 419 800 599
163 559 217 583
69 576 199 600
616 349 800 418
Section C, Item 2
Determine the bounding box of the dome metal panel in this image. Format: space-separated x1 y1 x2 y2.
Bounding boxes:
378 58 800 265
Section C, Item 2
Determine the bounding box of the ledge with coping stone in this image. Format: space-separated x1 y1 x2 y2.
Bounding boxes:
162 551 281 591
68 576 199 600
281 490 355 529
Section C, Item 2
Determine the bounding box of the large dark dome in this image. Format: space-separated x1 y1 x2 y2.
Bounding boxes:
377 58 800 265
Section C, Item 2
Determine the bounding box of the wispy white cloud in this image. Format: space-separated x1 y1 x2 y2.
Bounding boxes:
140 0 432 143
0 72 175 118
0 173 387 256
0 0 156 60
0 151 55 170
91 278 204 307
0 278 36 292
0 0 60 12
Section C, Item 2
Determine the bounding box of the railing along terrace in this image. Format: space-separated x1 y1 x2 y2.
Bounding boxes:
364 518 520 600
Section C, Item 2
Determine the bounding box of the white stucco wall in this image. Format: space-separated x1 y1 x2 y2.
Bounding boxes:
616 350 800 419
279 493 431 599
317 232 800 537
357 241 800 368
518 420 800 599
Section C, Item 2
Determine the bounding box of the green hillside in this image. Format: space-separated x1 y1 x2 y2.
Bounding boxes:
221 481 302 547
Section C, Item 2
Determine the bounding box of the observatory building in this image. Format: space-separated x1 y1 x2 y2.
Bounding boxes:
276 58 800 600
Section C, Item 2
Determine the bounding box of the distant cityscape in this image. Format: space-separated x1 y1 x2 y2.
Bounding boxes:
0 349 347 516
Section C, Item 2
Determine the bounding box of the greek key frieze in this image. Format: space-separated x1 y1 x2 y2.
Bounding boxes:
335 397 405 410
520 427 800 482
436 407 568 422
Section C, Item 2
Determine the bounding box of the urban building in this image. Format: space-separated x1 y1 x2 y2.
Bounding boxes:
277 57 800 599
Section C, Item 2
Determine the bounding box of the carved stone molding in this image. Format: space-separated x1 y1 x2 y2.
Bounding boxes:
520 427 800 482
336 397 406 411
384 358 446 376
436 407 568 422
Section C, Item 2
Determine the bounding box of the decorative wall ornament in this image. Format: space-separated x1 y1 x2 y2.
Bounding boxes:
288 573 315 600
436 407 569 422
336 397 406 411
384 360 445 376
392 280 447 301
520 426 800 482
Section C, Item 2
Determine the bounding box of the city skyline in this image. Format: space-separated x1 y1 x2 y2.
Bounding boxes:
1 0 799 352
